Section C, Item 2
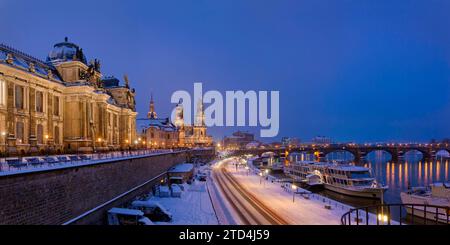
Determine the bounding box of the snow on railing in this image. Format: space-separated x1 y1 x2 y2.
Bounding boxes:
0 149 177 175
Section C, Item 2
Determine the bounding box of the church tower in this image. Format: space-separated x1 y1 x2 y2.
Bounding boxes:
147 94 157 119
195 99 205 126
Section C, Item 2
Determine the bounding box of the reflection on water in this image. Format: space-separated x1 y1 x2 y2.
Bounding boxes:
367 153 450 204
323 151 450 204
316 151 450 222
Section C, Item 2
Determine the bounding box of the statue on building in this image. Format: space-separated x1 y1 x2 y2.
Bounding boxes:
124 74 130 88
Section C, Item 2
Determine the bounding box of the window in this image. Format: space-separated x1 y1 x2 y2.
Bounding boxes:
36 91 44 112
54 126 60 144
37 124 43 144
0 80 6 106
16 122 24 143
53 96 60 116
15 85 24 109
350 171 371 179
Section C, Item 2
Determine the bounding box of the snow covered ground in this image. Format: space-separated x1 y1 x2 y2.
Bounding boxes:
218 158 396 225
148 181 219 225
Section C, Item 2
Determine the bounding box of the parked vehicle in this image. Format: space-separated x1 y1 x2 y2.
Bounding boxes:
131 200 172 222
107 207 153 225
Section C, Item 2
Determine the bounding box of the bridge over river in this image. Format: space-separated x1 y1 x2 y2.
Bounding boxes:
231 143 450 163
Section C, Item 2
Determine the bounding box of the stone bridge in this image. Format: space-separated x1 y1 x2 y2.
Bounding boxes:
231 143 450 163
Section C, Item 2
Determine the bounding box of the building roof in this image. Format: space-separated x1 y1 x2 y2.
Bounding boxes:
0 43 63 82
139 117 177 132
168 163 194 173
108 207 144 216
46 37 87 65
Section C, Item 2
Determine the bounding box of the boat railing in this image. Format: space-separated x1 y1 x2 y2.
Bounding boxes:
341 203 450 225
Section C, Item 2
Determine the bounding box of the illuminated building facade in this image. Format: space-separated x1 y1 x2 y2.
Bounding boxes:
0 38 137 155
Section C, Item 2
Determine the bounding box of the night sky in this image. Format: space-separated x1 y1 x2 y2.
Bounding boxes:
1 0 449 142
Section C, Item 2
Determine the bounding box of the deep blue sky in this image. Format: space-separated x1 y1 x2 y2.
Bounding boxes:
1 0 449 142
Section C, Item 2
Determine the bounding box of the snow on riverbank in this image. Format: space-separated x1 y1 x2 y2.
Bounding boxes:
224 158 398 225
224 160 350 225
149 181 219 225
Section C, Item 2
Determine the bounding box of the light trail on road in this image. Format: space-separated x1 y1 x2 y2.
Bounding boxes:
212 160 290 225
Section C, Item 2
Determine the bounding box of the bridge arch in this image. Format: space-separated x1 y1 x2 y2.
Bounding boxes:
288 151 315 162
436 149 450 157
323 150 355 161
365 149 393 161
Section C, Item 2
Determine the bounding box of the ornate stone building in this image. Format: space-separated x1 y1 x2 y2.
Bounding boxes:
141 97 212 148
0 38 137 155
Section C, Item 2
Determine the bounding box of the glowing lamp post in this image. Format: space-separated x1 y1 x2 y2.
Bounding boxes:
292 184 297 203
378 213 388 224
1 131 6 155
45 134 49 155
259 172 263 184
245 166 249 176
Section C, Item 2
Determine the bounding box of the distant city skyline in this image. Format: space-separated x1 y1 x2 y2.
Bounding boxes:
1 0 449 142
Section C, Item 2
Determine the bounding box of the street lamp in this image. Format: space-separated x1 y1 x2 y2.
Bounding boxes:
291 184 297 202
259 172 263 184
45 134 49 156
245 166 249 176
377 213 388 223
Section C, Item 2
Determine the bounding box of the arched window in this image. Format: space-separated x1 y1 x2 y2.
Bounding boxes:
54 126 60 144
37 124 43 144
16 122 24 143
0 79 6 106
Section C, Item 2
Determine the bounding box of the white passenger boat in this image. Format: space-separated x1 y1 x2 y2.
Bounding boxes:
284 161 387 199
400 182 450 223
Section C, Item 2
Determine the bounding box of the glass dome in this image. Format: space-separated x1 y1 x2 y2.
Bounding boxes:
46 37 87 64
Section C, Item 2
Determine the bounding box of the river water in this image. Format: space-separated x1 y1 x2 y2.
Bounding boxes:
318 151 450 222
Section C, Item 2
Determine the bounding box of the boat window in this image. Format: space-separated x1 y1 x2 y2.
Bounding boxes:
350 171 371 179
353 180 372 186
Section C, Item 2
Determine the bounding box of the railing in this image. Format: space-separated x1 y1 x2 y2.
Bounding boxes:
0 149 177 174
341 203 450 225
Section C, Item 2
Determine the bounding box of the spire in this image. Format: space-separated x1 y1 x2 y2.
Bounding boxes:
147 93 157 119
195 98 205 126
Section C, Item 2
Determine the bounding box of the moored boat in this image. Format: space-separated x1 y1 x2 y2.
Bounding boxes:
284 161 387 199
400 182 450 223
